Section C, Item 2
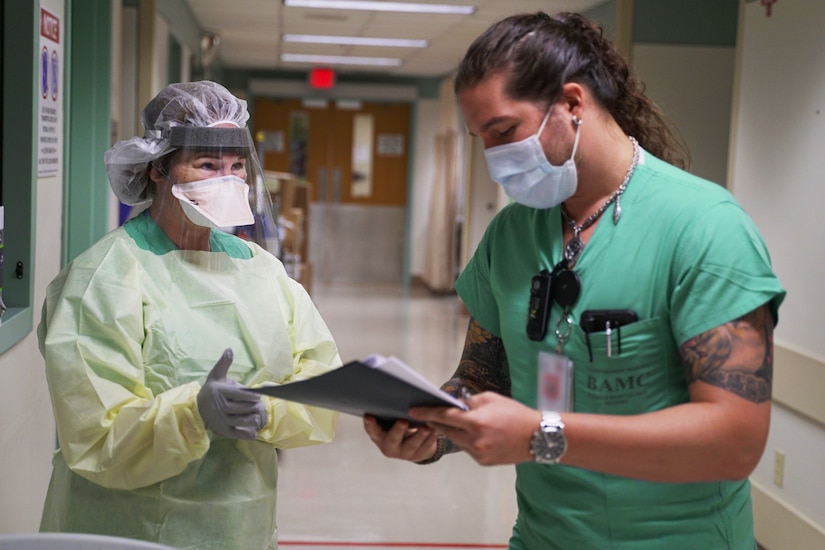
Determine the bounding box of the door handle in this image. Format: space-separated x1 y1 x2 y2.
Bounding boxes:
332 168 341 203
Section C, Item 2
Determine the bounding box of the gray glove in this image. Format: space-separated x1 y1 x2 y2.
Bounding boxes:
197 348 267 440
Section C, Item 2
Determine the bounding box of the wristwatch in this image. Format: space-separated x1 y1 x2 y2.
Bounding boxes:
530 411 567 464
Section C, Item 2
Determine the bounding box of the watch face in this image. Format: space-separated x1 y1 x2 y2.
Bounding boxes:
532 420 566 464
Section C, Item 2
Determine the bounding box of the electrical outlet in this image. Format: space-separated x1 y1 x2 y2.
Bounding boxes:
773 449 785 488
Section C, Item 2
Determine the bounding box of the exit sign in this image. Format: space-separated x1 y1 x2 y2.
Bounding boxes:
309 67 335 89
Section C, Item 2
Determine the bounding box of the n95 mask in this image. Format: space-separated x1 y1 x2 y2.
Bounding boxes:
171 175 255 228
484 112 581 209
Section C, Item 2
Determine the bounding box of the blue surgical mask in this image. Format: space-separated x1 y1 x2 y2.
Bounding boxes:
484 112 581 209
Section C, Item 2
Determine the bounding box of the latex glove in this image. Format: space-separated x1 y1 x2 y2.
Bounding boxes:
197 348 267 440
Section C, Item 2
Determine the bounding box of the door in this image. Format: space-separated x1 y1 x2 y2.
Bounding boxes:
253 97 411 283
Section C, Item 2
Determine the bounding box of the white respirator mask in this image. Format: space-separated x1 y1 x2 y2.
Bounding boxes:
171 175 255 228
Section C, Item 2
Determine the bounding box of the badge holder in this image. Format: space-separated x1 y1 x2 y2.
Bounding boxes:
529 259 580 412
538 351 574 412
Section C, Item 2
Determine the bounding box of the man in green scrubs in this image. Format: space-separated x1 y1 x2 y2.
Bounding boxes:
364 12 784 549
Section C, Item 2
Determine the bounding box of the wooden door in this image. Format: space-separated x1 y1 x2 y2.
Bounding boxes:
253 97 411 283
253 98 410 206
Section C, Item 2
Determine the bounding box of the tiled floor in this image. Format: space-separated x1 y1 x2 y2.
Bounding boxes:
275 282 518 550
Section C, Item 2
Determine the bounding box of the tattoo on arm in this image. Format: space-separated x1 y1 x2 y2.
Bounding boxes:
441 317 511 398
680 304 774 403
439 317 511 455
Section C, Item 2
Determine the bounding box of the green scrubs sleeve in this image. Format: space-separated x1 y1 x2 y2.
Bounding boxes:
670 202 786 345
455 259 503 337
455 215 505 337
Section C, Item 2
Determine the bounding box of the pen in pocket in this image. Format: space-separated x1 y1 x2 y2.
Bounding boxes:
580 309 638 361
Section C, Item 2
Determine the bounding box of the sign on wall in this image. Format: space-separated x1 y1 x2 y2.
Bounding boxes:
377 133 404 157
37 7 63 178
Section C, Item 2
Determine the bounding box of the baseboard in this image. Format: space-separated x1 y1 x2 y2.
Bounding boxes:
752 480 825 550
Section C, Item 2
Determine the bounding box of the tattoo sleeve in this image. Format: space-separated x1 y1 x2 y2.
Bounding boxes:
441 317 511 398
680 304 774 403
437 317 511 456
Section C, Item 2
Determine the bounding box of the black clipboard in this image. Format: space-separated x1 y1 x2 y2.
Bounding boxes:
247 355 467 427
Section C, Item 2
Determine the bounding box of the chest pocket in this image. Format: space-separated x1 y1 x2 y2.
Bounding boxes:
569 317 685 415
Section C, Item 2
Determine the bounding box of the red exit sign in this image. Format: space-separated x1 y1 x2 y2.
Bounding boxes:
309 67 335 89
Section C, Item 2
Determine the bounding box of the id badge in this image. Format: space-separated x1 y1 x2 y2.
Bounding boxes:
537 351 574 412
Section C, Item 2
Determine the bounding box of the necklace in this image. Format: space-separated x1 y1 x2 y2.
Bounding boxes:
561 136 639 267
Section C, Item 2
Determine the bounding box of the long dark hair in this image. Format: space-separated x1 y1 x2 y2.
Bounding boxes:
455 12 690 169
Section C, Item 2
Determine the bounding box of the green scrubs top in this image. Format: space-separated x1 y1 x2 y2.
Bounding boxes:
455 151 785 549
38 212 341 549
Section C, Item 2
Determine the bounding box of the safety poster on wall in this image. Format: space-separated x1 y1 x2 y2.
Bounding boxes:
37 6 63 178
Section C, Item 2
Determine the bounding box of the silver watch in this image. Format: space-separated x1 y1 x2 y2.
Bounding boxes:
530 411 567 464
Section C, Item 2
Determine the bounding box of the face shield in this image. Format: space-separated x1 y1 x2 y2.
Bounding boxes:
153 125 280 255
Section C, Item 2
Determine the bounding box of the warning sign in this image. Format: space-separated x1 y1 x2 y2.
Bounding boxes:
37 7 63 178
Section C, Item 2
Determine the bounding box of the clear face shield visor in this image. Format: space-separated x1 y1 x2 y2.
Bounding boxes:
159 126 279 255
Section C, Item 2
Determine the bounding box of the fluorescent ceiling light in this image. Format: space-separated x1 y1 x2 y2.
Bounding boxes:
283 34 428 48
283 1 476 15
281 53 403 67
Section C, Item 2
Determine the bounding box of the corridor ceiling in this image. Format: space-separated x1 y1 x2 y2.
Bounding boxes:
184 0 609 77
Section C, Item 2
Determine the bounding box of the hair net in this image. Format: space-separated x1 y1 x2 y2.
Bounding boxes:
104 81 251 206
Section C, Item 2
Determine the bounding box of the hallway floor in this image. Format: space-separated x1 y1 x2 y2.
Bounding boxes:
275 282 517 549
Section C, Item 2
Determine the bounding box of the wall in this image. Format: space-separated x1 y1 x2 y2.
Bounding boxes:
409 99 440 277
109 0 125 229
0 0 62 533
729 0 825 547
116 5 139 146
152 14 169 99
632 44 735 185
459 137 505 272
0 144 63 533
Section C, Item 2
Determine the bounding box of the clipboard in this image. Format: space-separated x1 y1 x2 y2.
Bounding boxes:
247 354 467 427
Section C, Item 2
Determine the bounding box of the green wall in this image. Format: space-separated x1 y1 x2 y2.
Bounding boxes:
634 0 738 46
65 0 112 263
